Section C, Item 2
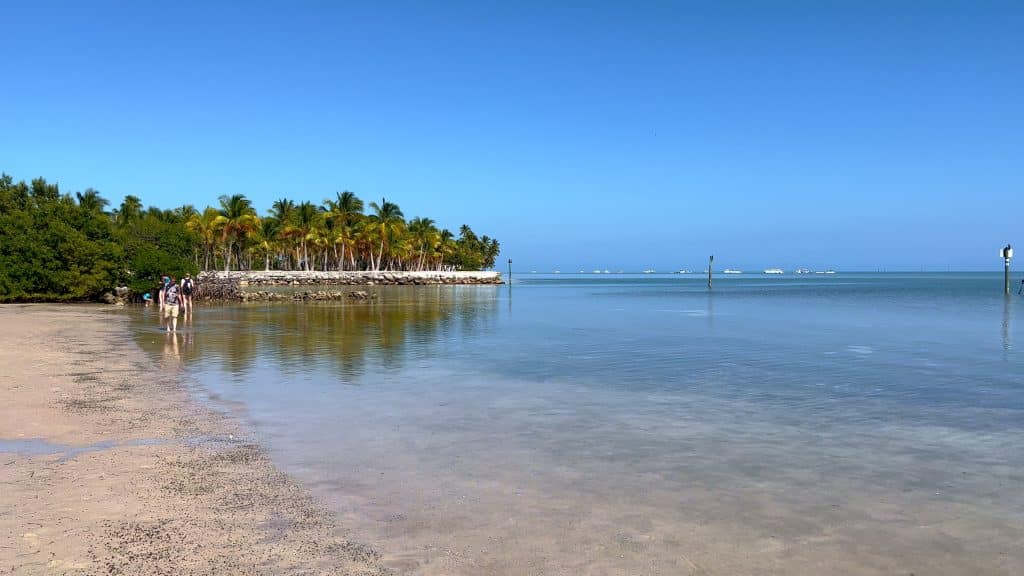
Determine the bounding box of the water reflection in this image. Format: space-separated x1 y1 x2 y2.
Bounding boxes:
161 332 182 368
1004 294 1013 352
705 291 714 329
133 286 500 381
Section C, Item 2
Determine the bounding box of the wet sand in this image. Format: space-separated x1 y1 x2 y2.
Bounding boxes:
0 305 389 575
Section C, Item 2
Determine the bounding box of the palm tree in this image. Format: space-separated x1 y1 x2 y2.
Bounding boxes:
323 191 364 224
187 207 221 270
175 204 199 222
115 195 143 226
76 188 108 213
323 191 364 270
270 198 296 222
215 194 258 272
269 199 297 269
408 217 438 271
284 201 320 271
459 224 477 243
174 204 200 267
356 219 376 270
367 198 405 271
483 236 500 269
435 229 456 271
254 217 283 271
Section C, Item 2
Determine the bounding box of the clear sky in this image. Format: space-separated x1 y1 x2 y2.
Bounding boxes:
2 1 1022 271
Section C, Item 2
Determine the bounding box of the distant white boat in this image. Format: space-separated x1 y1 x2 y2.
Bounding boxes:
824 269 836 274
795 268 810 274
764 268 784 274
723 269 742 274
554 270 560 274
676 269 692 274
603 269 611 274
643 269 656 274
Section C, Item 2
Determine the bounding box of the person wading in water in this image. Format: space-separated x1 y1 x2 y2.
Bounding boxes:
180 273 195 313
163 276 182 332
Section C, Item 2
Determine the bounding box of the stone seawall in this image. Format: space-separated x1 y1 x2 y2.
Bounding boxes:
195 270 504 301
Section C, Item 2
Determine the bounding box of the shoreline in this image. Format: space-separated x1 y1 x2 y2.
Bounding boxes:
0 305 390 575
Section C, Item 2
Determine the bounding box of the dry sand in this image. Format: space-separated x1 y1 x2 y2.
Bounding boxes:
0 305 390 575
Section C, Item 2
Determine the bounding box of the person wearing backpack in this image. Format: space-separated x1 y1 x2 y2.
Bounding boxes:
163 276 182 332
180 274 195 313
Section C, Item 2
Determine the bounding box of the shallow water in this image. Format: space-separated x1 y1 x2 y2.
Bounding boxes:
0 437 170 461
132 273 1024 575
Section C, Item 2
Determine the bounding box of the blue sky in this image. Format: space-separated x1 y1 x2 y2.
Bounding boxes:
2 1 1022 271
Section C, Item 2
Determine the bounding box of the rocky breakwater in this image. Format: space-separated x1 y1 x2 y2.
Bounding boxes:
238 290 377 302
196 270 503 302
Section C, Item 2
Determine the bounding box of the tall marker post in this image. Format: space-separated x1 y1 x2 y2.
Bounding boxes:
1002 244 1013 295
708 255 714 290
507 258 512 286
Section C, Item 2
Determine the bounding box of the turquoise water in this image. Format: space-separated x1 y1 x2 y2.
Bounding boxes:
134 273 1024 575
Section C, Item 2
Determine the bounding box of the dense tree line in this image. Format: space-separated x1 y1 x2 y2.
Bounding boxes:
0 173 500 302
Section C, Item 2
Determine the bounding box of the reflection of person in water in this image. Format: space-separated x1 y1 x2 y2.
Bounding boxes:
162 332 182 370
1019 278 1024 295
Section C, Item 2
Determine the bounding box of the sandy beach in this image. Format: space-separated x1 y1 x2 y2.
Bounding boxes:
0 305 389 575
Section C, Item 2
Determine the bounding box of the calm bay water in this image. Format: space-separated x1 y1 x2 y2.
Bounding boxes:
133 273 1024 575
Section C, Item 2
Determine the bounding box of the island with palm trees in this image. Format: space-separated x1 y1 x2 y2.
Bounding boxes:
0 173 502 302
189 192 500 274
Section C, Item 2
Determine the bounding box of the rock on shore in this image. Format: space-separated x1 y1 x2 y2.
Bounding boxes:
196 270 503 301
